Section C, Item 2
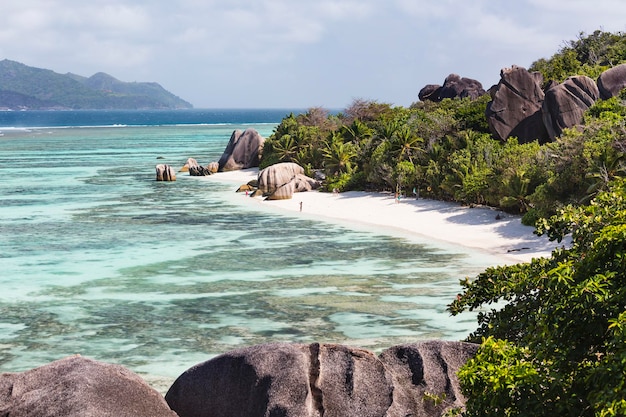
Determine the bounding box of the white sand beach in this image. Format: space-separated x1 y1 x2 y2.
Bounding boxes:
207 168 564 265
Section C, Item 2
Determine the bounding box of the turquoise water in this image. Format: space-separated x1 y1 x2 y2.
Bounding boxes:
0 114 498 383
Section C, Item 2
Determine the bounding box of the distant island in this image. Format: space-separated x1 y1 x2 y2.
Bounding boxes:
0 59 193 110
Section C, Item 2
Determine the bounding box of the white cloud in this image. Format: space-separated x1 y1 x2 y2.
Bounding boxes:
1 0 626 107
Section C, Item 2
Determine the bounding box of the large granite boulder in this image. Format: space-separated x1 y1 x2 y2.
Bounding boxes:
597 63 626 99
542 75 600 140
419 74 486 102
379 341 477 416
485 65 550 144
165 341 478 417
257 162 320 200
156 164 176 181
0 355 178 417
217 128 265 172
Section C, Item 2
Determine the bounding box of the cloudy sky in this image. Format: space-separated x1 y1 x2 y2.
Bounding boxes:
1 1 625 109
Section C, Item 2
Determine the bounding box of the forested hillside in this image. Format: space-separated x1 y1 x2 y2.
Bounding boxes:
0 59 192 110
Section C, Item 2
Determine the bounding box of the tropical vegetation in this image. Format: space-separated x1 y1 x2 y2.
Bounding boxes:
261 29 626 416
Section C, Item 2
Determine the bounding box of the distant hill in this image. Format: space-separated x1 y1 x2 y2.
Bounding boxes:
0 59 193 110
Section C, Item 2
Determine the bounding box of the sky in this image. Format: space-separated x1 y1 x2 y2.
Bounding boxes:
1 1 626 109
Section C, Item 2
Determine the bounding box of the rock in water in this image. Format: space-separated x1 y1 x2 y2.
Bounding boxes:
165 340 478 417
217 128 265 172
156 164 176 181
180 157 199 172
0 355 178 417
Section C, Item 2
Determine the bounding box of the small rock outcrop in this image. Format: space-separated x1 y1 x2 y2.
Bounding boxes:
597 63 626 99
542 75 600 140
217 128 265 172
419 74 486 102
180 157 199 173
0 355 178 417
189 165 212 176
257 162 320 200
485 65 549 144
156 164 176 181
165 341 478 417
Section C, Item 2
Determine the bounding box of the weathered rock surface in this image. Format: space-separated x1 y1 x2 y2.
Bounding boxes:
542 75 600 140
217 128 265 172
485 65 549 144
180 157 199 173
189 165 212 176
597 63 626 99
257 162 320 200
156 164 176 181
419 74 486 102
379 341 477 416
165 340 478 417
0 355 178 417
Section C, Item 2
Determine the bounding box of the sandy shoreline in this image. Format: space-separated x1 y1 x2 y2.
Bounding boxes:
205 168 563 265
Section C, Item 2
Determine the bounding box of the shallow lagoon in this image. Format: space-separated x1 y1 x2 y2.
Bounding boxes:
0 121 499 383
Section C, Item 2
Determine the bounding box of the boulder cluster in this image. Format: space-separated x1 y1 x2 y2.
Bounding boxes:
0 341 477 417
235 163 321 200
155 128 320 200
419 63 626 145
156 128 265 181
419 73 486 102
485 63 626 144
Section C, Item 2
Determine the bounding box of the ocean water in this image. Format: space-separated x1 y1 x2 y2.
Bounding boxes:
0 109 499 385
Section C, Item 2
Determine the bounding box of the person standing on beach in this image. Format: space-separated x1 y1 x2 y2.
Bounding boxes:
299 201 303 212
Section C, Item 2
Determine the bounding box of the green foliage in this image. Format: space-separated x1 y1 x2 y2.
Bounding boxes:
530 30 626 84
259 31 626 220
451 179 626 417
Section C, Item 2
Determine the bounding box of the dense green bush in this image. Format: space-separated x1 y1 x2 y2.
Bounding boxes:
449 179 626 417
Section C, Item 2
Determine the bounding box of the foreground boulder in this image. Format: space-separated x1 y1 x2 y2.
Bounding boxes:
419 73 486 102
165 340 477 417
597 63 626 99
217 128 265 172
0 355 178 417
156 164 176 181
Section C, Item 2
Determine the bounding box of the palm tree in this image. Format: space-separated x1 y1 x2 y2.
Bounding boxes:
499 169 532 212
341 119 373 144
390 126 423 164
585 149 626 200
322 132 357 176
272 134 298 162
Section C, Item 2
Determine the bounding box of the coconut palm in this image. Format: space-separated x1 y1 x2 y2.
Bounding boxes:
322 132 357 176
390 126 423 164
